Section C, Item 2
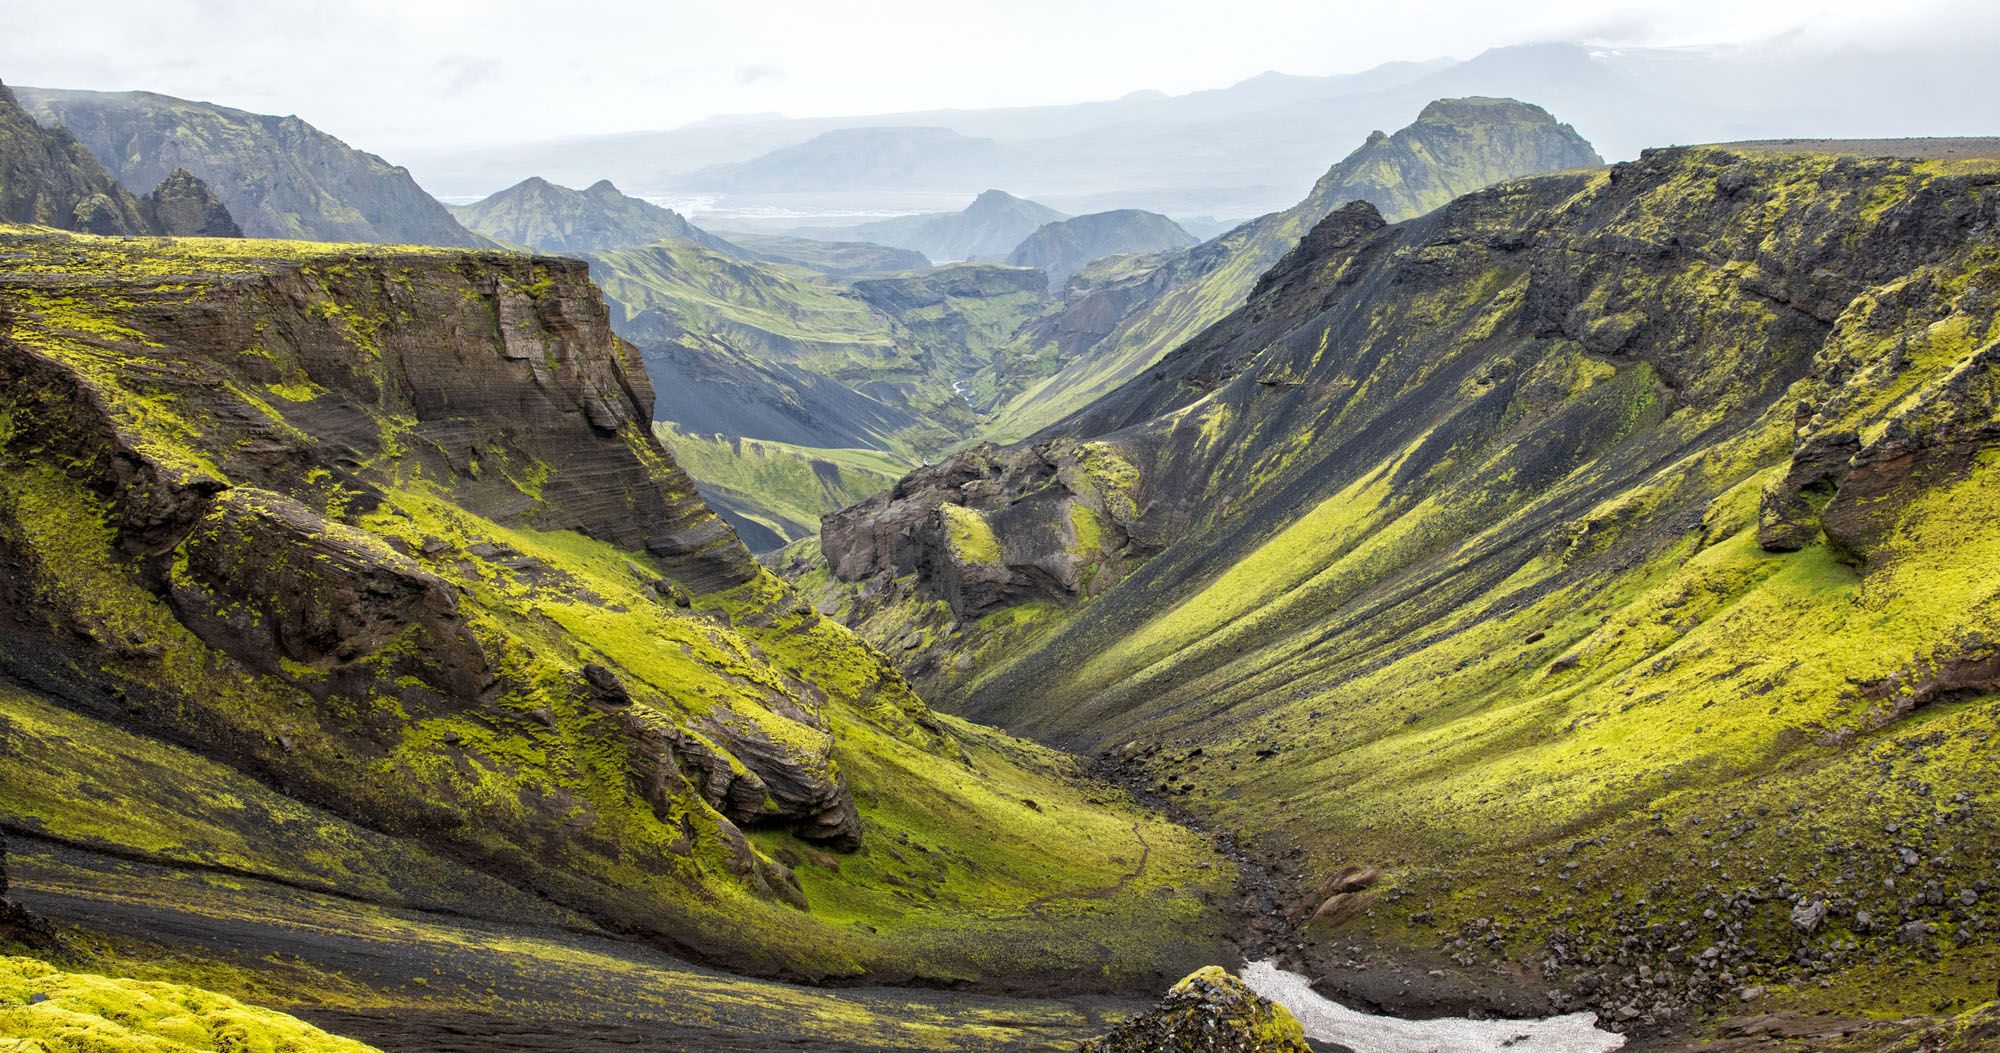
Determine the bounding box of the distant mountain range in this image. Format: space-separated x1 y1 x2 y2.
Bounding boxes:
17 85 487 246
828 189 1066 264
400 40 1993 220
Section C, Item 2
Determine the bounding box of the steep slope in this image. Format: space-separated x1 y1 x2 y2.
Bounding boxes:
680 127 1003 194
982 98 1601 438
838 189 1067 264
453 176 735 253
809 144 2000 1024
0 79 152 235
1005 209 1197 290
18 86 485 246
0 224 1230 1003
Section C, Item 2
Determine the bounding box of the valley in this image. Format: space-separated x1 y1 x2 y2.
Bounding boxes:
3 16 2000 1053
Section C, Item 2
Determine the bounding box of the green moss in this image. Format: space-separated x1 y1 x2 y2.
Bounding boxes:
938 504 1003 566
0 956 382 1052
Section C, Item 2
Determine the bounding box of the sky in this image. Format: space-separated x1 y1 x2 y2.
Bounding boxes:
5 0 1997 154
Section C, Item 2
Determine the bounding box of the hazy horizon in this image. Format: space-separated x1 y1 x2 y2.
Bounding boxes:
9 0 1999 156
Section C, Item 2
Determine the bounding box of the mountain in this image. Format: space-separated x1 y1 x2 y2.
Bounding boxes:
836 189 1067 264
680 126 1003 193
0 79 152 235
452 176 734 253
981 98 1602 438
16 86 485 245
0 222 1232 1046
806 141 2000 1025
1005 209 1197 289
403 39 2000 224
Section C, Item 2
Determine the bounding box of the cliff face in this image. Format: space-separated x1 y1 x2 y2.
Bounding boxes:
18 86 484 246
0 224 1229 988
0 81 152 235
807 145 2000 1018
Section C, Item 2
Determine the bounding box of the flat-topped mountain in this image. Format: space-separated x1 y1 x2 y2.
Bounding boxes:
681 126 1003 194
17 85 484 245
1005 209 1196 289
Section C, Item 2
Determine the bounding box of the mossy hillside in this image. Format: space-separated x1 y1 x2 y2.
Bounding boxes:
653 421 912 551
843 146 2000 1019
0 956 380 1053
0 224 1231 988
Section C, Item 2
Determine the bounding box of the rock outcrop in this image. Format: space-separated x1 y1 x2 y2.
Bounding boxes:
822 437 1152 623
140 167 242 237
1082 967 1311 1053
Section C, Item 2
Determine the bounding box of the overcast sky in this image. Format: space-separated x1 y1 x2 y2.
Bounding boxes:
6 0 1995 153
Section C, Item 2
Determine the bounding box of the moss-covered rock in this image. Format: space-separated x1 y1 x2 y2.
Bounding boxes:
1083 966 1311 1053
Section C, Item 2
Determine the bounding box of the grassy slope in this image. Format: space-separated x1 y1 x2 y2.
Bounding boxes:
656 421 914 549
0 227 1230 1000
844 148 2000 1022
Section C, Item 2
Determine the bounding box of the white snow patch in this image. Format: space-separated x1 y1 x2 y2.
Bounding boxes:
1241 960 1626 1053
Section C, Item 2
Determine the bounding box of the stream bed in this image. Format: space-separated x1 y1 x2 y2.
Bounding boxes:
1243 960 1626 1053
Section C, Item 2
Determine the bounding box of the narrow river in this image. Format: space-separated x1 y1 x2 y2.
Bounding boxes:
1242 961 1626 1053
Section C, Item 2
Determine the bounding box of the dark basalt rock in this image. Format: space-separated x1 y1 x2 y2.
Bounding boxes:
141 167 242 237
166 487 491 698
1082 967 1313 1053
823 437 1153 621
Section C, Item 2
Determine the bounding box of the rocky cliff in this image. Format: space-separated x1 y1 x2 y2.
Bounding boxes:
0 80 152 235
0 223 1229 990
18 86 484 246
806 143 2000 1022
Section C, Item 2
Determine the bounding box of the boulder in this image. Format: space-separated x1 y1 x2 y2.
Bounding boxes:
1083 966 1312 1053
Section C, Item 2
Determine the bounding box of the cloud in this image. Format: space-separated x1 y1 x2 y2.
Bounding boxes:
434 55 503 97
734 64 784 87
